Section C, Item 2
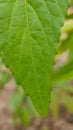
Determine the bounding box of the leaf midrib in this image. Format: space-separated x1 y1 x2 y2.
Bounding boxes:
24 0 42 105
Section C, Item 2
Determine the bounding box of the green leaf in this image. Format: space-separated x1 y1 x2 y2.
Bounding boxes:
0 0 70 116
59 31 73 54
0 72 10 88
61 20 73 33
51 91 59 118
9 86 24 111
62 95 73 113
56 82 73 93
54 60 73 83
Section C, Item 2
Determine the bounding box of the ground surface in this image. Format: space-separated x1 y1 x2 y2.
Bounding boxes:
0 79 73 130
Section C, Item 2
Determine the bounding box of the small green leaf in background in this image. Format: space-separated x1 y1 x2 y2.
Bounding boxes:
54 60 73 83
0 0 70 116
0 58 10 88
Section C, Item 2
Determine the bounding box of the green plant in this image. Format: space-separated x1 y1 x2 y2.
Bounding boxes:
51 1 73 118
0 0 71 117
9 85 38 126
0 58 10 88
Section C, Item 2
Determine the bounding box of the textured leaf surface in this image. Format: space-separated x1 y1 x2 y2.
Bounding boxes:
0 0 70 116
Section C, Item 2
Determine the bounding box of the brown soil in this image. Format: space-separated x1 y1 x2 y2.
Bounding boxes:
0 80 73 130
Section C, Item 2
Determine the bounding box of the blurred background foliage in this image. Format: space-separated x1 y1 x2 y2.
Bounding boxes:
0 0 73 129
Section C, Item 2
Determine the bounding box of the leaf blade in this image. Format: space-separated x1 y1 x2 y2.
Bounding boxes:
0 0 70 116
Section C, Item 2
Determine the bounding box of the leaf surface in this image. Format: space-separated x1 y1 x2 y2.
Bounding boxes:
0 0 70 116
